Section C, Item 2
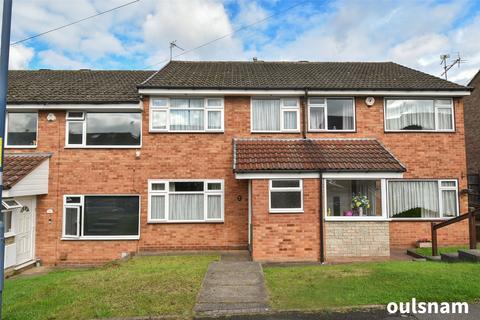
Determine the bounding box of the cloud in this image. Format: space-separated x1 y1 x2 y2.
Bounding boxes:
9 44 35 69
38 50 86 69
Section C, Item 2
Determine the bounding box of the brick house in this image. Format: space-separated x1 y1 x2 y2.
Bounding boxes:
2 61 472 266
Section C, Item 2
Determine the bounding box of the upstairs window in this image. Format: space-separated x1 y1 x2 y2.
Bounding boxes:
150 97 224 132
251 98 299 132
308 98 355 131
385 98 454 132
66 112 141 147
6 112 38 147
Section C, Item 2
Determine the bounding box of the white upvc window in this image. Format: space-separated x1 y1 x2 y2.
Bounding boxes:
251 98 300 132
148 180 224 223
269 179 303 213
62 195 140 240
387 179 459 219
384 98 454 132
5 112 38 148
308 97 355 132
150 97 224 132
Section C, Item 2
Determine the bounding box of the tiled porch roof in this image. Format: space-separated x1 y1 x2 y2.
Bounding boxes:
233 138 405 173
3 153 52 189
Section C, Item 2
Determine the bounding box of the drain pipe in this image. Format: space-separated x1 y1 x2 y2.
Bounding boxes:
302 88 308 139
319 171 325 263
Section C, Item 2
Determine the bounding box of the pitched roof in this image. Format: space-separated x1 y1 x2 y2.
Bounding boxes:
140 60 469 91
3 153 51 189
233 138 405 173
7 70 154 104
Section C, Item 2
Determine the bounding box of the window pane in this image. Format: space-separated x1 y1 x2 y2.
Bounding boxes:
326 180 381 217
310 107 325 130
169 194 204 220
68 122 83 145
83 196 139 236
86 113 141 146
151 195 166 220
65 207 79 236
207 195 222 219
310 98 325 105
207 98 222 107
170 109 204 131
152 110 167 130
283 111 297 130
272 180 300 188
207 111 222 129
151 183 166 191
441 181 456 187
189 99 204 108
282 99 298 107
327 99 354 130
152 98 168 107
207 182 222 190
7 113 37 146
169 182 204 192
386 99 435 130
437 107 453 130
388 181 439 218
66 196 81 204
170 99 189 108
252 99 281 131
442 190 457 217
2 211 12 234
67 111 84 119
271 191 301 209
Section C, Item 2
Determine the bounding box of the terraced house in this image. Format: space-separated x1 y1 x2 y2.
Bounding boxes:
2 61 473 268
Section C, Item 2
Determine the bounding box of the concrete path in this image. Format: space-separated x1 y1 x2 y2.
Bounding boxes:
194 252 270 316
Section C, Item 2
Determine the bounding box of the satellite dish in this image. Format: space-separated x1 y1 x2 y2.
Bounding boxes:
365 97 375 107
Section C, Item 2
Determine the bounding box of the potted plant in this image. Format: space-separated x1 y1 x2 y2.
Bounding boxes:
351 194 370 216
416 239 432 248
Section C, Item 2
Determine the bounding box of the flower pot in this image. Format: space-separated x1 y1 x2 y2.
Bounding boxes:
416 241 432 248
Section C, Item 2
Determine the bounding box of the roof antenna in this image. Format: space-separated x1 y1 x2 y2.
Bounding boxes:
440 53 466 80
169 40 184 61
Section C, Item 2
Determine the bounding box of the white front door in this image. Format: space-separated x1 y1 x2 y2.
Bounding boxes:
15 197 36 265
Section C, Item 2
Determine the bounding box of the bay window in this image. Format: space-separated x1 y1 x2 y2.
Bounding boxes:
66 112 141 147
308 98 355 131
150 97 224 132
385 98 454 131
251 98 299 132
63 195 140 239
6 112 38 147
148 180 224 222
269 179 303 213
387 180 458 218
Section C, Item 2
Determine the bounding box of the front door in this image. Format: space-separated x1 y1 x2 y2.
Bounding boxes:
15 197 36 265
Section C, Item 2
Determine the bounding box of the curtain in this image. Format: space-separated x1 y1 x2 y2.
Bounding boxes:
169 194 204 220
342 101 354 130
252 99 280 131
207 111 221 129
170 110 204 130
207 195 222 219
386 100 435 130
152 110 167 130
437 108 453 130
151 195 165 220
310 107 325 129
283 111 297 130
355 180 378 216
442 190 457 217
64 208 78 236
388 181 439 218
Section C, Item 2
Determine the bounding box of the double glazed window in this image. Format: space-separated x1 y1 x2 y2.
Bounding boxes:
6 112 38 147
308 98 355 131
269 179 303 213
63 195 140 239
148 180 224 222
388 180 458 218
66 112 141 147
251 98 299 132
385 99 454 131
150 98 224 132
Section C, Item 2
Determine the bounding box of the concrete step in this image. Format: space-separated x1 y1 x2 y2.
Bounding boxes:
440 252 460 263
458 249 480 262
425 255 441 262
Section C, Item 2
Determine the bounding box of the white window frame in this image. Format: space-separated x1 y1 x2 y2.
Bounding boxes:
384 98 455 132
323 178 388 221
250 97 300 133
308 97 356 132
64 111 142 148
5 111 39 148
148 179 224 223
149 97 224 133
386 179 459 220
2 210 14 238
269 179 304 213
62 194 141 240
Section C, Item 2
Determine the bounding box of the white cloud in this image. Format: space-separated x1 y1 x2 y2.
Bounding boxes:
38 50 86 69
9 44 35 69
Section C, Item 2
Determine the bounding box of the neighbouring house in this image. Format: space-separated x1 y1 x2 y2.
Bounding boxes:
3 61 473 265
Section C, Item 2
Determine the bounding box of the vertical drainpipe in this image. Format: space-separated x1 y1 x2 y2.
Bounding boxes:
319 171 325 263
303 88 308 139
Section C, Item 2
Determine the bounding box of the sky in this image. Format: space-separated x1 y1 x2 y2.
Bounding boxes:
1 0 480 85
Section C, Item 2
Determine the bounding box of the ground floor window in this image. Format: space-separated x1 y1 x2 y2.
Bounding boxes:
269 179 303 213
1 210 13 235
325 179 382 218
63 195 140 239
148 180 224 222
388 180 458 219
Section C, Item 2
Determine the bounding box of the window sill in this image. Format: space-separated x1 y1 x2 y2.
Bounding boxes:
384 130 455 133
148 130 224 134
5 145 37 149
389 217 455 221
308 130 356 133
269 210 304 214
251 131 300 134
147 220 224 224
64 145 141 149
61 236 139 241
325 217 387 222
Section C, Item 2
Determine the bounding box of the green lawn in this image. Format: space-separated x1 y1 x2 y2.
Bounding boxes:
415 246 468 257
3 255 218 320
264 261 480 310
